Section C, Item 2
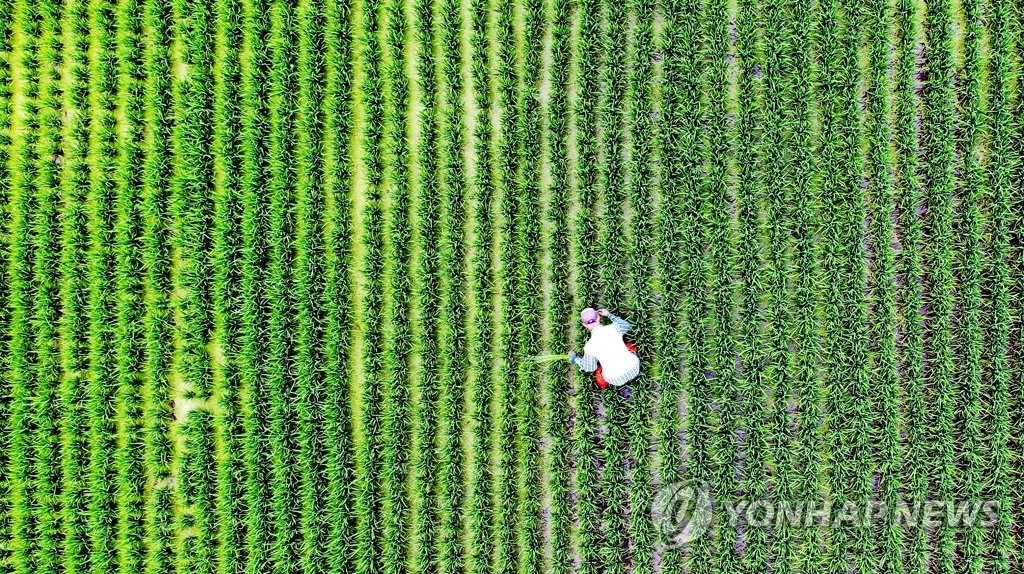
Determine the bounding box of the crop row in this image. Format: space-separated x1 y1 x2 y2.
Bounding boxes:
0 0 12 565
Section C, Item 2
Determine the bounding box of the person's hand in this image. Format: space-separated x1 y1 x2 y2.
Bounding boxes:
568 351 578 363
598 308 610 317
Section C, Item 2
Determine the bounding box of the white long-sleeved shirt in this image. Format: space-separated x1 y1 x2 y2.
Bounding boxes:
572 313 640 386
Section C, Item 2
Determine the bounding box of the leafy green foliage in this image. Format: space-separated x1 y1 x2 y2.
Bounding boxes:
238 0 274 571
60 1 96 572
87 1 123 572
985 2 1017 573
210 0 247 569
893 1 926 571
922 1 957 571
113 0 147 571
408 1 439 572
466 2 495 573
864 0 902 572
0 2 1021 574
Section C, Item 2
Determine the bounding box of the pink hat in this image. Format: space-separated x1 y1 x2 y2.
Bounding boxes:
580 307 599 325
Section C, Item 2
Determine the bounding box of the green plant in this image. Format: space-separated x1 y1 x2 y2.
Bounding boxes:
321 0 357 572
355 0 386 571
294 0 329 571
88 0 126 572
466 2 494 573
957 1 986 571
865 0 903 572
893 0 926 571
922 1 957 571
31 3 66 571
408 0 439 571
544 2 573 572
238 0 274 570
598 2 629 571
378 0 413 571
735 0 769 571
573 2 602 572
114 0 148 570
60 0 96 571
985 2 1016 572
514 1 542 571
264 0 301 571
140 1 176 571
436 1 468 572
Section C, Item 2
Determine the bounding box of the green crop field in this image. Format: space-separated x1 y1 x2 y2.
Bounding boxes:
1 0 1023 573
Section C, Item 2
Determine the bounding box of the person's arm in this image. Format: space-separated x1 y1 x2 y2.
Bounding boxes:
569 351 598 373
607 312 631 335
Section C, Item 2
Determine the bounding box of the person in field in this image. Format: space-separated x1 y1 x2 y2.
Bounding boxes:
569 307 639 390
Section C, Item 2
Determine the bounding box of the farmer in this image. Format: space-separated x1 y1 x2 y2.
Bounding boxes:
569 307 639 389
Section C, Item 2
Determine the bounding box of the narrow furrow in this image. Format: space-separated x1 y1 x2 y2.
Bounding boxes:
436 0 469 572
265 0 301 571
865 0 903 571
30 2 66 571
6 1 41 571
59 0 95 570
785 0 823 570
86 0 124 572
293 0 329 571
957 0 986 570
238 0 274 570
735 0 769 571
355 0 387 569
893 1 926 572
760 1 794 570
655 3 702 574
921 0 957 570
700 0 738 569
0 0 13 563
597 1 629 571
321 0 357 570
466 1 496 572
112 0 148 570
985 2 1016 572
408 0 440 570
493 5 519 574
572 1 603 571
544 0 573 570
624 1 655 572
210 0 248 569
378 0 414 569
139 0 176 570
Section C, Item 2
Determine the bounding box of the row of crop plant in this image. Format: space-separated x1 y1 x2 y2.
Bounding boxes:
624 0 656 571
0 0 12 563
408 0 440 570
